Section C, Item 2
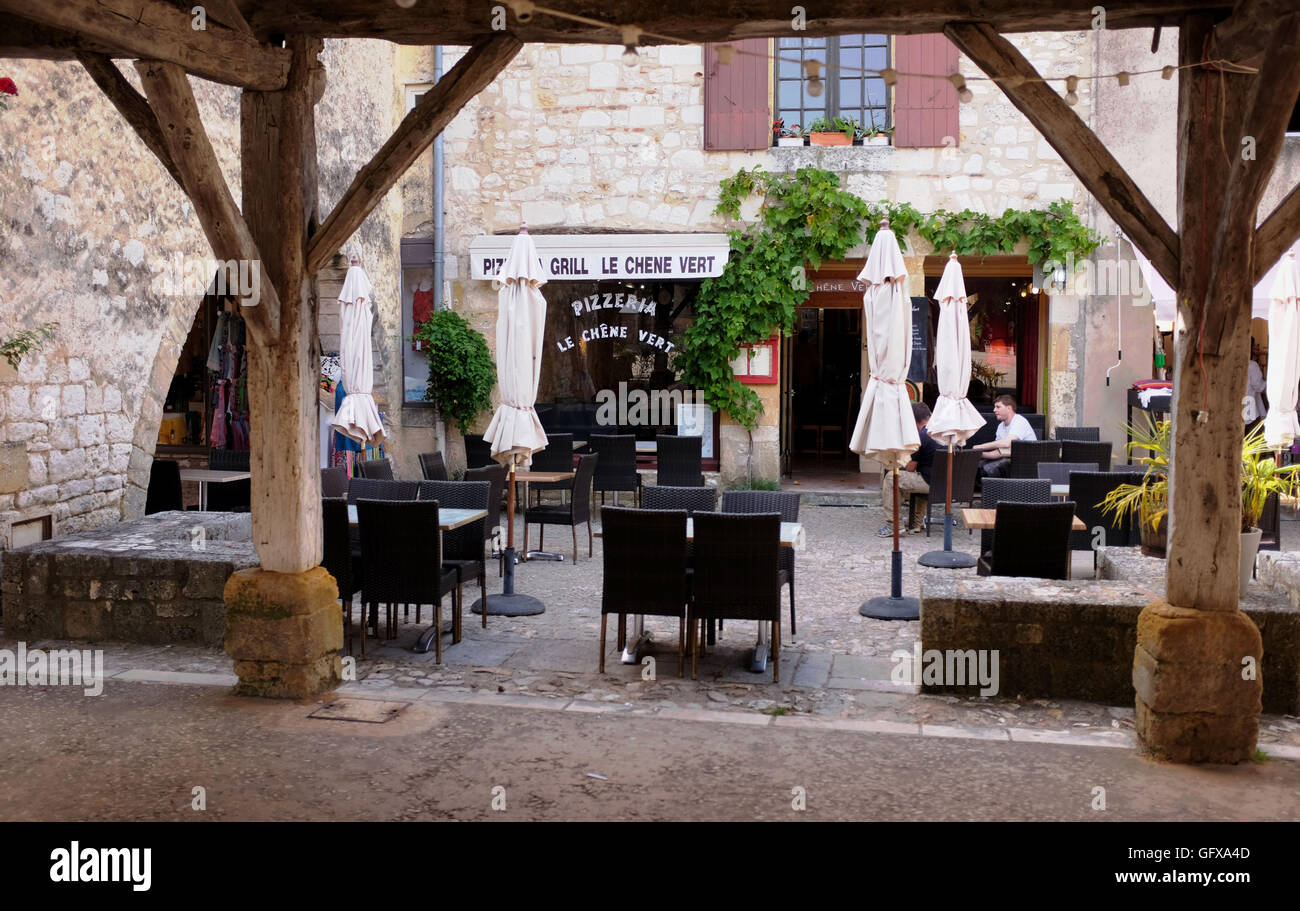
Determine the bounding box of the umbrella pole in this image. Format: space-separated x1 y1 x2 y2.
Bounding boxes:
861 460 920 620
504 463 517 596
919 442 977 569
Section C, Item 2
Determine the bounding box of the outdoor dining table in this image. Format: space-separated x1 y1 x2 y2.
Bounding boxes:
1050 484 1070 499
349 504 487 653
512 469 575 561
596 519 806 672
178 468 250 511
960 507 1086 531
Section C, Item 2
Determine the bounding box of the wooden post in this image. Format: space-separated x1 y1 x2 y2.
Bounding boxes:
222 37 342 699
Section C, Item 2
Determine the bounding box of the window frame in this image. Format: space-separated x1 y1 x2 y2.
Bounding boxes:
772 34 891 142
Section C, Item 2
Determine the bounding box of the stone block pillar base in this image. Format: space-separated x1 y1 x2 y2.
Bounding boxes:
1132 598 1262 763
224 566 343 699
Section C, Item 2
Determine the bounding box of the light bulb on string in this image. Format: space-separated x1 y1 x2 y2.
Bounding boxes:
621 26 642 67
394 0 417 7
1064 75 1079 106
804 59 824 98
716 45 735 66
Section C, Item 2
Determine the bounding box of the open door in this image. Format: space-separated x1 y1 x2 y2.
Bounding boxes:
779 331 794 477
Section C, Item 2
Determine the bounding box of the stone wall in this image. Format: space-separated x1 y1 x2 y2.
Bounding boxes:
0 40 411 548
920 550 1300 713
1 511 258 647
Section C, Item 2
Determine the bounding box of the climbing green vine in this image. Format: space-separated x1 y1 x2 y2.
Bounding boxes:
0 322 57 370
676 167 1104 430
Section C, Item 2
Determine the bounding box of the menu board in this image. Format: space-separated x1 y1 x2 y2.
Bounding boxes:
909 296 930 384
677 403 715 459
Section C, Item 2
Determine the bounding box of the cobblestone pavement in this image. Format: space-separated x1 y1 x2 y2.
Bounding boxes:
7 500 1299 757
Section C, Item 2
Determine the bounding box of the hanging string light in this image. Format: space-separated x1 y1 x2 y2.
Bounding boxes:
948 73 973 103
804 59 824 98
621 25 642 66
506 0 535 22
715 44 736 65
1116 71 1131 86
1064 75 1079 105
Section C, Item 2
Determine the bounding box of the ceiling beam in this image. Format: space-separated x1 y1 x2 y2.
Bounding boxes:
0 0 290 90
76 53 186 191
240 0 1229 45
306 34 524 273
1255 184 1300 284
135 59 281 343
945 20 1181 287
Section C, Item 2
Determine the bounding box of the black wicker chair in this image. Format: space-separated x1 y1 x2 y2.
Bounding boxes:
1060 440 1113 471
145 459 183 514
1068 470 1138 555
977 477 1051 573
590 434 640 505
321 466 349 498
464 433 493 469
464 464 508 574
418 451 448 481
322 497 363 655
988 501 1075 580
207 448 250 512
924 449 981 536
690 513 784 682
642 485 717 514
346 478 419 503
355 498 462 663
1036 461 1098 486
1054 426 1101 442
528 433 575 505
599 507 689 675
417 480 490 629
1008 440 1061 479
655 434 704 487
523 453 598 564
358 458 395 480
1259 491 1281 557
720 490 799 635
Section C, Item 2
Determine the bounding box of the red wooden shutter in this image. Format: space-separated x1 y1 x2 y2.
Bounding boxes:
703 39 771 151
893 34 959 148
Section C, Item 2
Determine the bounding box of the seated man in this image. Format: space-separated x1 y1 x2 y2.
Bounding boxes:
878 402 937 536
972 394 1036 479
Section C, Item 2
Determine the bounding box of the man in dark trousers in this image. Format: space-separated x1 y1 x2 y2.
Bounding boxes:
878 402 938 536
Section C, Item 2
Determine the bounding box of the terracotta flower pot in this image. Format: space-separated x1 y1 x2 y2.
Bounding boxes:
809 131 852 146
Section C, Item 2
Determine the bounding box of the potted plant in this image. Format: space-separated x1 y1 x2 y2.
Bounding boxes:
410 310 496 440
773 119 805 147
808 115 855 146
1239 423 1300 595
858 112 893 146
1100 417 1170 556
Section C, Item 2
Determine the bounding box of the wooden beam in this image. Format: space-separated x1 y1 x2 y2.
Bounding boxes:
240 0 1227 45
1210 0 1296 62
135 59 281 343
0 18 117 60
945 21 1181 287
2 0 290 90
1255 184 1300 284
306 34 523 273
199 0 253 36
77 53 185 191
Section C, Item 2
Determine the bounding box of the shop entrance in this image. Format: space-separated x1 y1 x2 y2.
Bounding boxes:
785 307 862 477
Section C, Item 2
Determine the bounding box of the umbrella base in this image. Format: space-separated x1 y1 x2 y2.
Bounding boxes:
859 596 920 621
470 594 546 617
918 550 978 569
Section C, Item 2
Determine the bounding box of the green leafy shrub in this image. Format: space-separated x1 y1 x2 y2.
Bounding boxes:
410 310 496 435
1 322 57 370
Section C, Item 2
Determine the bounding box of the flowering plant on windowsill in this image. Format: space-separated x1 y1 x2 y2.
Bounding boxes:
0 78 17 110
773 119 806 145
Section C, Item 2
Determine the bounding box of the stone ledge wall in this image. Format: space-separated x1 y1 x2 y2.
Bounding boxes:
920 549 1300 713
0 512 258 648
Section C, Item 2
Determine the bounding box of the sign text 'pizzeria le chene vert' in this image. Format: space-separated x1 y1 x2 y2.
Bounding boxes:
469 233 731 282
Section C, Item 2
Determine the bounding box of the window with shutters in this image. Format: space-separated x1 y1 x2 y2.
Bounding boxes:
773 35 890 140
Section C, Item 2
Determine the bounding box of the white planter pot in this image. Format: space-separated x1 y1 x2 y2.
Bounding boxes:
863 135 890 146
777 136 805 147
1240 527 1263 597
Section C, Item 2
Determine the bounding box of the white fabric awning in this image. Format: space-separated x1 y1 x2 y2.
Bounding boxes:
1131 240 1300 323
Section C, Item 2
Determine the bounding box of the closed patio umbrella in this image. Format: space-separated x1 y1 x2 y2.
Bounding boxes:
330 257 385 449
467 225 551 623
1263 251 1300 451
920 253 985 569
850 219 920 619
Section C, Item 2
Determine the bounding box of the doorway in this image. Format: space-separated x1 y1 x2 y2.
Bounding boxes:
787 307 862 478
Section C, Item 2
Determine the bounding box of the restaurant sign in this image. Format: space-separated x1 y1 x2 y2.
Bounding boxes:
470 233 731 281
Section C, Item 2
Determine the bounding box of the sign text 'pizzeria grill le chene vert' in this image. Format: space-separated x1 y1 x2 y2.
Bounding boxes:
469 233 731 282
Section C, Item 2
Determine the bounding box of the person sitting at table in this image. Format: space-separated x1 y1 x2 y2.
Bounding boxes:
973 394 1036 479
877 402 937 537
